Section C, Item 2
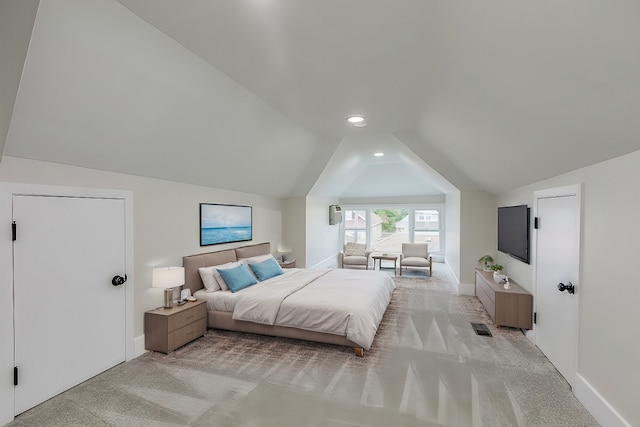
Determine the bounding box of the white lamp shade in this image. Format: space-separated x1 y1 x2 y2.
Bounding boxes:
152 267 184 289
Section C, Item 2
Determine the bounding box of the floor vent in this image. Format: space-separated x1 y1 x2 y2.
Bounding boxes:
471 322 493 337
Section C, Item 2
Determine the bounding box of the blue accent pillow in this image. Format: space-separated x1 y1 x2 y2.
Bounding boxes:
249 258 284 281
217 264 257 292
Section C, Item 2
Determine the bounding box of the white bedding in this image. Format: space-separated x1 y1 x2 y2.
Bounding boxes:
194 287 238 312
194 268 303 312
231 268 395 350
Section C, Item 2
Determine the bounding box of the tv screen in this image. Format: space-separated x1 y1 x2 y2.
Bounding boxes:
497 205 530 264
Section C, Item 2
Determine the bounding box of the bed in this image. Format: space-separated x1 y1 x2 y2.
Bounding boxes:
182 242 395 356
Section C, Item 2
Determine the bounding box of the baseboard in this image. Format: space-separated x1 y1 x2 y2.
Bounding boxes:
575 373 631 427
311 254 338 269
443 259 460 284
524 328 535 344
133 335 147 359
441 260 475 296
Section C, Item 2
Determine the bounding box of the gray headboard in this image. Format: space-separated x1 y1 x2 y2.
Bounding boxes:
182 242 271 294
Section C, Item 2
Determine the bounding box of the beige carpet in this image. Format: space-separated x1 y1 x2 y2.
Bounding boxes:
10 270 598 426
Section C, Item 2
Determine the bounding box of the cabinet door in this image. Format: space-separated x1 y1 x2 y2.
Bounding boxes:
475 276 495 321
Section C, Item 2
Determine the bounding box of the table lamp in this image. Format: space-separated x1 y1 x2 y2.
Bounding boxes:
152 266 185 308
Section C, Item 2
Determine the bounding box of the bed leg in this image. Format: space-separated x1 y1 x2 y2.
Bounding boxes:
354 347 364 357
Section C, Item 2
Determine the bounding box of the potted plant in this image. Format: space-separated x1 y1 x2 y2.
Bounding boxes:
478 255 494 272
491 264 506 283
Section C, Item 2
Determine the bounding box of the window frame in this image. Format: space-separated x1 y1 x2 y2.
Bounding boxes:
342 208 368 245
340 204 445 259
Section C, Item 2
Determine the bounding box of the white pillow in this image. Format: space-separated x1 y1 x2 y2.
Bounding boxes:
198 266 220 292
238 254 277 279
199 261 240 292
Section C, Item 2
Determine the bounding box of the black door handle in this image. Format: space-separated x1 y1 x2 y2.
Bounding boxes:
557 282 575 294
112 274 127 287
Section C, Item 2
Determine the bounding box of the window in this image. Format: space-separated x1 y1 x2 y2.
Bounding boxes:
343 209 367 244
414 209 440 252
342 206 443 256
416 210 438 222
370 209 408 253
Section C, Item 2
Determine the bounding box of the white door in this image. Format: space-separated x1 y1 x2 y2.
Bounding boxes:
534 187 580 387
13 195 127 414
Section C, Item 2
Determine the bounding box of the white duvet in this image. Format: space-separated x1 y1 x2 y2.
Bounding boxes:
232 268 395 350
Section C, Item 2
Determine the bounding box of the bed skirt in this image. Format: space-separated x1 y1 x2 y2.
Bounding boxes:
207 310 360 349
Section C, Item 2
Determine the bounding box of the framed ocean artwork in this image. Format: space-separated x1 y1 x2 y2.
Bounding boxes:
200 203 252 246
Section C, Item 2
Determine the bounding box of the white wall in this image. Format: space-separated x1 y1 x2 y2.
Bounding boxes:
0 0 38 157
444 190 461 284
305 196 341 267
0 156 283 339
4 0 317 199
445 190 500 296
339 195 446 205
282 197 306 267
459 190 497 290
497 150 640 427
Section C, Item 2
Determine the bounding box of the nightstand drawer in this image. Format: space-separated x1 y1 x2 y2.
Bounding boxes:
145 300 208 353
167 302 206 332
167 318 206 351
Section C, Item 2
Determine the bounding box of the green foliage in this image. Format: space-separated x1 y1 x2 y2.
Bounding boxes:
373 209 408 232
491 264 504 272
478 255 494 266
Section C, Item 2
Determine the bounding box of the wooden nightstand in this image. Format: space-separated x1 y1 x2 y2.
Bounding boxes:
278 259 296 268
144 299 207 353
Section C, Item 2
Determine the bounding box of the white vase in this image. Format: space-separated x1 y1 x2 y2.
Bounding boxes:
493 271 506 283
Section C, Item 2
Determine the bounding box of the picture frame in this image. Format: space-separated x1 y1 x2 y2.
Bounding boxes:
200 203 252 246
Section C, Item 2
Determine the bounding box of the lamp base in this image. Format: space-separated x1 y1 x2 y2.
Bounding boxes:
163 288 173 308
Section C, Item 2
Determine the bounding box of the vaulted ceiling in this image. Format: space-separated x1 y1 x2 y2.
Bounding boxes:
4 1 640 199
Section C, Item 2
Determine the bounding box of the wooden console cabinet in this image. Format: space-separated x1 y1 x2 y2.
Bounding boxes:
475 269 533 329
145 299 207 353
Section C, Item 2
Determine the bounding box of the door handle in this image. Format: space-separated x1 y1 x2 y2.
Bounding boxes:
112 274 127 287
557 282 575 294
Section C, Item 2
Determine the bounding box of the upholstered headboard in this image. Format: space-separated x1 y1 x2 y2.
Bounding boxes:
182 242 271 294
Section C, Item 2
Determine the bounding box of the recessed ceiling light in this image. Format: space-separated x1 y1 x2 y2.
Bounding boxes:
347 115 365 124
374 152 384 157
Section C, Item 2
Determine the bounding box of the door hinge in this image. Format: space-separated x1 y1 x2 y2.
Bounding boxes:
534 217 539 229
534 312 537 324
12 221 17 241
14 366 18 386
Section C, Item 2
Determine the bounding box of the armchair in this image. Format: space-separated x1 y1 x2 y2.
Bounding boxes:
399 243 432 276
339 242 371 270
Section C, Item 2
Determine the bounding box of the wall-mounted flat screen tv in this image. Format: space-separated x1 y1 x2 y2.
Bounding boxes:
497 204 530 264
200 203 252 246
